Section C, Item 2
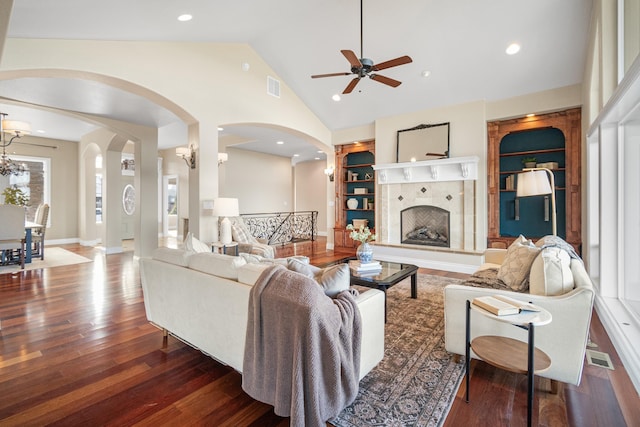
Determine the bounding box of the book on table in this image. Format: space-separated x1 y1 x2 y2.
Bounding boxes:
348 260 382 274
472 295 541 316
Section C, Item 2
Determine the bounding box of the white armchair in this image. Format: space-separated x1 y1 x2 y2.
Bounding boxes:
229 217 275 259
444 247 595 386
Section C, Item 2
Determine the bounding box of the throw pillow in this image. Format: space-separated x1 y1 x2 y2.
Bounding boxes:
151 247 192 267
529 247 574 295
497 235 540 292
286 258 321 277
188 252 247 280
184 232 210 253
314 263 350 298
286 259 350 298
231 223 258 243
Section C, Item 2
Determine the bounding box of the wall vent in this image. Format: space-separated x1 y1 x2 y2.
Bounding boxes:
267 76 280 98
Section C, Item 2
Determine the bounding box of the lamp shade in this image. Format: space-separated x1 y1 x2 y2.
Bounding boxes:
2 120 31 135
175 146 190 157
517 170 552 197
212 197 239 217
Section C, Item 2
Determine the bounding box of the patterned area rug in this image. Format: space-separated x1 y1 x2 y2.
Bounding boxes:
331 274 466 427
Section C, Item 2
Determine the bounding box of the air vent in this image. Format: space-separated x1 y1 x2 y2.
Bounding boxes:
586 349 615 370
267 76 280 98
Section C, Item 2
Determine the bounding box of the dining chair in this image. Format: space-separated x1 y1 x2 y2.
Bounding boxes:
0 204 26 269
31 203 49 260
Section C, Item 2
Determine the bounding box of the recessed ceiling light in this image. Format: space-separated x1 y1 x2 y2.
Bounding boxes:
218 127 224 131
314 157 320 160
506 43 520 55
36 129 45 133
317 150 323 154
293 154 300 157
276 141 284 145
178 14 192 22
332 94 341 101
421 70 431 78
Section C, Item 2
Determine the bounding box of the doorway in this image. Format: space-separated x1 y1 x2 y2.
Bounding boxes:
163 175 178 237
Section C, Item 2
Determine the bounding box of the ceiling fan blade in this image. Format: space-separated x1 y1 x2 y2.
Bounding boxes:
341 50 362 68
372 55 413 71
370 74 402 88
343 77 361 94
311 72 352 79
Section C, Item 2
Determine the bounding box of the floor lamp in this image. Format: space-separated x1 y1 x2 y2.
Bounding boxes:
516 167 556 236
213 198 239 244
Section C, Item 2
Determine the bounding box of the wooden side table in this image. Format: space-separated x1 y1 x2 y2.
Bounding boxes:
211 241 238 256
465 300 552 427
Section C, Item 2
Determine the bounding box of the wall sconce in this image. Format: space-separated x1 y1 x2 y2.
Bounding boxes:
176 145 196 169
324 166 335 182
218 152 228 165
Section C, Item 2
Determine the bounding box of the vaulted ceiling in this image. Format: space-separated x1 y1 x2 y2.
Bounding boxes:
1 0 592 161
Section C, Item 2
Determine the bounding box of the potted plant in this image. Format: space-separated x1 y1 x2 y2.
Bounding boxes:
2 185 29 207
346 223 376 263
522 157 537 168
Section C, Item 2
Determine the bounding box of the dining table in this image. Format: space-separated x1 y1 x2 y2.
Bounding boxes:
24 221 43 264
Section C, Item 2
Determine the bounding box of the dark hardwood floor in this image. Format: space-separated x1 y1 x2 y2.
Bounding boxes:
0 240 638 426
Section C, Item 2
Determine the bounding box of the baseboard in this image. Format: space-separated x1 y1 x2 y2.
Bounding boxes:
317 231 328 237
594 296 640 394
79 239 101 247
48 238 81 245
103 246 124 254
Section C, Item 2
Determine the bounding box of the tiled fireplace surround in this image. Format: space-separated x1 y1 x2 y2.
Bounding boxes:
372 157 482 273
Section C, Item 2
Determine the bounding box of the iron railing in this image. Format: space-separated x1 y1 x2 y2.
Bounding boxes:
241 210 318 246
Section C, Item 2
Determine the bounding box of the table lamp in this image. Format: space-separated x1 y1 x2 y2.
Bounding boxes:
516 167 556 235
213 198 239 244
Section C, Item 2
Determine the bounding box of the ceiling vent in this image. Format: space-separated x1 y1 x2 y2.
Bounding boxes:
267 76 280 98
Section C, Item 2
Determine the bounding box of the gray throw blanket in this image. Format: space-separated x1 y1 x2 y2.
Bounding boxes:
242 265 362 427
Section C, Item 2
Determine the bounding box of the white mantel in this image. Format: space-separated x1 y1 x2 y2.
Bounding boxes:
372 156 479 184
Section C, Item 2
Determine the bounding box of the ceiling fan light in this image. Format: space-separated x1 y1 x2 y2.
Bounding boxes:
506 43 521 55
332 94 341 101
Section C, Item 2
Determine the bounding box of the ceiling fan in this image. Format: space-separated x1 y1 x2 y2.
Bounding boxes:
311 0 413 94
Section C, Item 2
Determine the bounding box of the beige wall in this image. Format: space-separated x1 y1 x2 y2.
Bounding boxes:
294 160 327 234
1 135 78 241
220 147 293 214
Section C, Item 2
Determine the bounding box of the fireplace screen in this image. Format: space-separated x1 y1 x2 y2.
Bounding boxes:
401 205 450 247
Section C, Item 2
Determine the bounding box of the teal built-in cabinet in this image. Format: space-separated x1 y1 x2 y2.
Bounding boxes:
487 108 582 252
334 140 375 250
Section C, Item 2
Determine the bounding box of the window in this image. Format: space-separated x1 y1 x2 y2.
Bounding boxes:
4 156 51 223
96 174 103 223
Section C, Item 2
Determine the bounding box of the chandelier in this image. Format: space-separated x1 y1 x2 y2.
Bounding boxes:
0 113 31 176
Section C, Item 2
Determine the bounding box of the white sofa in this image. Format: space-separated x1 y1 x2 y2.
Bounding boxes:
140 248 386 380
444 242 595 386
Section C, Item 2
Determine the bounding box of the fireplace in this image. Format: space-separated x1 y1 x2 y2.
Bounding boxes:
401 205 450 248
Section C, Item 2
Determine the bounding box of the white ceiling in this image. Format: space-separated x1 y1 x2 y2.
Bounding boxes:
2 0 592 162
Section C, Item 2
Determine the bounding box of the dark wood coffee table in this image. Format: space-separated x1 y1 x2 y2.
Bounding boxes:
347 259 418 322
